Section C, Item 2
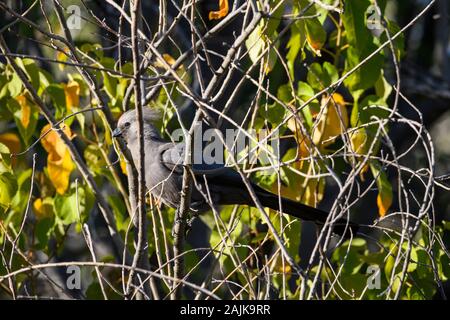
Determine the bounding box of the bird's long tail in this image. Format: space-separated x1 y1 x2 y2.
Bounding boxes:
254 186 359 238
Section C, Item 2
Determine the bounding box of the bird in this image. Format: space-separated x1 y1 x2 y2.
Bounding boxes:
113 108 359 238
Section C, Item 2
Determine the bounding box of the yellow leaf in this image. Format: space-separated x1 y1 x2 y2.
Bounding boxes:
350 127 367 154
41 124 72 157
370 161 393 217
47 150 74 195
302 174 325 207
209 0 229 20
120 158 128 175
275 262 292 274
306 35 322 57
33 197 54 219
162 53 175 66
155 53 176 69
41 124 74 194
56 48 69 71
377 194 391 217
287 118 312 158
15 94 31 128
349 128 369 179
64 80 80 111
154 53 188 81
0 132 21 155
312 93 348 147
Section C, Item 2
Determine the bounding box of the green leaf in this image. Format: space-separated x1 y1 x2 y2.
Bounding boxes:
108 195 129 233
297 81 319 127
344 45 383 92
260 102 286 126
342 1 385 93
11 169 32 214
305 17 326 54
54 186 91 225
38 70 53 94
245 23 265 64
101 57 119 99
351 95 389 127
45 84 66 119
0 74 9 99
375 72 393 102
380 20 405 61
0 172 17 210
103 72 118 99
84 145 107 175
332 239 367 275
306 62 338 90
407 246 418 273
440 251 450 280
0 142 12 173
17 58 40 91
286 22 305 78
35 216 55 250
342 0 371 50
323 62 339 84
297 81 314 100
7 71 22 97
284 219 301 260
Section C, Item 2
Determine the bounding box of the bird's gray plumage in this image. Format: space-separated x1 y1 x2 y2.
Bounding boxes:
114 108 358 237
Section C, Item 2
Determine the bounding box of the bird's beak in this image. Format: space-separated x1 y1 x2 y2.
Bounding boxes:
112 127 122 138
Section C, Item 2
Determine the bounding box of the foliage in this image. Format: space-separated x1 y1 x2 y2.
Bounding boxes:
0 0 447 300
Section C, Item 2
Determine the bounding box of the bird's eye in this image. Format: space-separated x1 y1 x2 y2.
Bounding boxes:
124 122 131 128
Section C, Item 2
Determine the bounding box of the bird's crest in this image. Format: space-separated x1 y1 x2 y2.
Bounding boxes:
118 108 162 126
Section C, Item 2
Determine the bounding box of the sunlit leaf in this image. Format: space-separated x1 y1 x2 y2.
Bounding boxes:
47 151 75 195
349 128 369 178
305 18 326 56
54 185 93 225
375 72 393 102
209 0 229 20
312 93 348 147
56 48 69 71
306 62 338 90
287 22 306 78
0 143 12 173
7 96 38 144
7 71 22 97
120 158 128 175
33 197 54 220
0 132 21 168
64 80 80 111
16 58 40 91
54 191 78 225
246 23 265 65
380 20 405 61
15 94 31 128
370 160 393 216
41 124 74 195
0 172 17 210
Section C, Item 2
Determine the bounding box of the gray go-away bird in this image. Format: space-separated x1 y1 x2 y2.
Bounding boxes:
113 108 358 237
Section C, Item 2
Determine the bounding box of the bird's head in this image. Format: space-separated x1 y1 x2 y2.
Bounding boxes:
113 108 162 144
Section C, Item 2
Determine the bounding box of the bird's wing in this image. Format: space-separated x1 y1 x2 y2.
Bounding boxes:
159 142 229 176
